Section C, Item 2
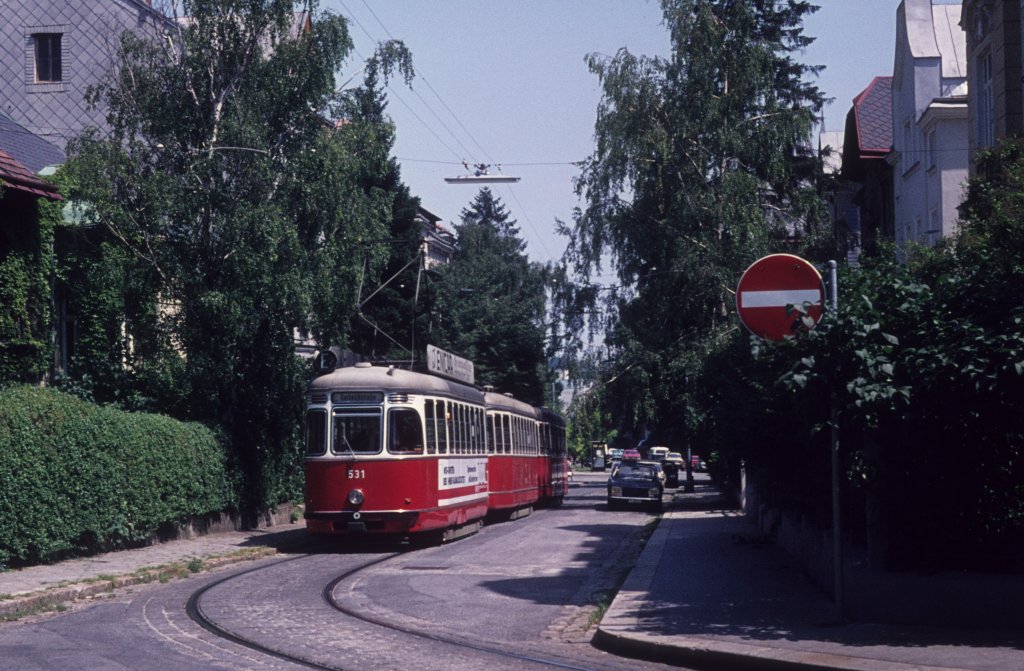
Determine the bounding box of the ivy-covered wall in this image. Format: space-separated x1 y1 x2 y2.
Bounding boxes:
0 187 55 384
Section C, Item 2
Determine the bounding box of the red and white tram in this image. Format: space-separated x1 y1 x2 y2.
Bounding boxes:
303 361 566 541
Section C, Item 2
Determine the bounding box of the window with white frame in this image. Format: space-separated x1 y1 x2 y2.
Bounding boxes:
902 118 913 172
977 50 994 148
928 208 941 244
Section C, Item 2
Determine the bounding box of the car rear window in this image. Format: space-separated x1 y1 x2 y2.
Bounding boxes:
617 464 654 478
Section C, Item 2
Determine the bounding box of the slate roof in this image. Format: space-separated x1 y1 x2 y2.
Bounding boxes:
0 112 66 173
0 0 171 150
852 77 893 157
0 149 63 201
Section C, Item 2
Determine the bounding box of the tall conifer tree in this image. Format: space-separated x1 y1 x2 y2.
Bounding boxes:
434 189 549 404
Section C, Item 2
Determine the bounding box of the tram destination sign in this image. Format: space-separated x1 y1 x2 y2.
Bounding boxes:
427 344 475 385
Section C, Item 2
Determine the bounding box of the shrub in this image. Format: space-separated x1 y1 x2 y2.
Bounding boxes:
0 385 235 567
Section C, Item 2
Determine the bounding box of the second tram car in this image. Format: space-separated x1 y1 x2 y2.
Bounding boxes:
304 361 566 541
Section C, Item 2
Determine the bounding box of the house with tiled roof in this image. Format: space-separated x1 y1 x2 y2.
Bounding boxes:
0 112 65 173
842 77 896 256
0 149 63 203
891 0 969 248
0 0 168 151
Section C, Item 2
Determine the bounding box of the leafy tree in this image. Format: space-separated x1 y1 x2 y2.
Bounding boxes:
558 0 828 448
434 188 550 404
763 141 1024 570
339 58 430 363
62 0 412 514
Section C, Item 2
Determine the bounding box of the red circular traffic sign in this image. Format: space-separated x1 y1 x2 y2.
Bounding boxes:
736 254 825 341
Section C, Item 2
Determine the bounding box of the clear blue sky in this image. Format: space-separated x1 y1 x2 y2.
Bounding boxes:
325 1 916 269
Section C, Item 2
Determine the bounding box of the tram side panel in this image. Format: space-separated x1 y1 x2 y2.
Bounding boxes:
484 397 541 515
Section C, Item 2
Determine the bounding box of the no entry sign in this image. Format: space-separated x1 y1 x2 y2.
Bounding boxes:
736 254 825 341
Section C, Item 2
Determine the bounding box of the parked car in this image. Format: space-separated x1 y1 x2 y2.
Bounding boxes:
607 461 664 513
690 454 706 472
648 446 670 462
622 448 642 461
663 452 684 487
640 460 666 486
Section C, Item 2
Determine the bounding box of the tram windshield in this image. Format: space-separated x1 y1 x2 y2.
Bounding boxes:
332 409 382 455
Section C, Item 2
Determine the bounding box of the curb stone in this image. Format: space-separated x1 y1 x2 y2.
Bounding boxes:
0 546 278 621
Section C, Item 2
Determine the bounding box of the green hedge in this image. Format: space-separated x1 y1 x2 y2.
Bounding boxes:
0 385 235 568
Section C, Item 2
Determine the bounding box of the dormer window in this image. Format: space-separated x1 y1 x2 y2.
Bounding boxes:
33 33 62 83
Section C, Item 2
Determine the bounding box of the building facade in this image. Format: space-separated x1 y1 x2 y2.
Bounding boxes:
0 0 165 150
840 77 895 258
961 0 1024 171
891 0 969 247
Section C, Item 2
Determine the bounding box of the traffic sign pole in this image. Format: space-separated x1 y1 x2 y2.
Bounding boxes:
827 260 844 621
737 255 844 619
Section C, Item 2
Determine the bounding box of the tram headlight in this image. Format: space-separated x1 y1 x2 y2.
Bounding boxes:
347 489 365 506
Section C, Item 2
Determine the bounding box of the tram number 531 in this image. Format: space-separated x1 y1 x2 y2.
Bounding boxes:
346 469 366 479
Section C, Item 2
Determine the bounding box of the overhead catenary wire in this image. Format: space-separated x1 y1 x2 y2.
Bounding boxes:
336 1 561 263
358 0 496 165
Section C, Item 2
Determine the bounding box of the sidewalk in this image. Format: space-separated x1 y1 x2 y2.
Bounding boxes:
596 482 1024 671
0 522 307 620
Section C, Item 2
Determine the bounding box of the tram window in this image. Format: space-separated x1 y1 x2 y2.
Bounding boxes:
450 403 458 454
332 409 381 454
425 400 437 454
500 415 510 454
451 404 460 454
491 414 500 453
496 414 505 454
437 401 448 454
474 408 483 454
305 410 327 455
471 408 479 454
486 415 495 454
388 408 423 454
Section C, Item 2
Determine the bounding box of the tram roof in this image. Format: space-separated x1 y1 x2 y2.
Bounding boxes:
310 363 483 404
536 406 565 427
483 390 539 418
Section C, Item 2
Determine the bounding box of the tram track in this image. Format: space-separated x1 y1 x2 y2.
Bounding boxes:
322 567 603 671
186 544 610 671
185 553 359 670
